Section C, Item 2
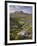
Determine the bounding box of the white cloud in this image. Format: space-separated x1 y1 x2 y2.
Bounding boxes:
10 5 32 14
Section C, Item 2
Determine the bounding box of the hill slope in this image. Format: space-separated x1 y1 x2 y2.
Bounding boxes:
10 11 32 40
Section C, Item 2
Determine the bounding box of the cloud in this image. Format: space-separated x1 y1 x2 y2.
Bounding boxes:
9 5 32 14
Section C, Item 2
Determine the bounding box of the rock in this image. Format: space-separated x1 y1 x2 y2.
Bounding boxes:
17 31 29 36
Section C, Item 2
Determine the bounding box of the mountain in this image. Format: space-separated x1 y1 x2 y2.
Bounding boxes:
10 11 32 18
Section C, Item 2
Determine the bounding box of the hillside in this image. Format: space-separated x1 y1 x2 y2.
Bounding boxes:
10 11 32 40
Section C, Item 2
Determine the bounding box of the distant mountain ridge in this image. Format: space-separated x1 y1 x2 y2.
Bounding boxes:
10 11 32 18
10 11 32 15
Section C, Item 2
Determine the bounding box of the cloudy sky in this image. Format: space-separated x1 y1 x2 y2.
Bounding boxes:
9 5 32 14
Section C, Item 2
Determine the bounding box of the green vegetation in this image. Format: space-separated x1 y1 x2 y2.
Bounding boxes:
10 12 32 40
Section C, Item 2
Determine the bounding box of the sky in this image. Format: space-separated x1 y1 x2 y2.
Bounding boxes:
9 5 32 14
